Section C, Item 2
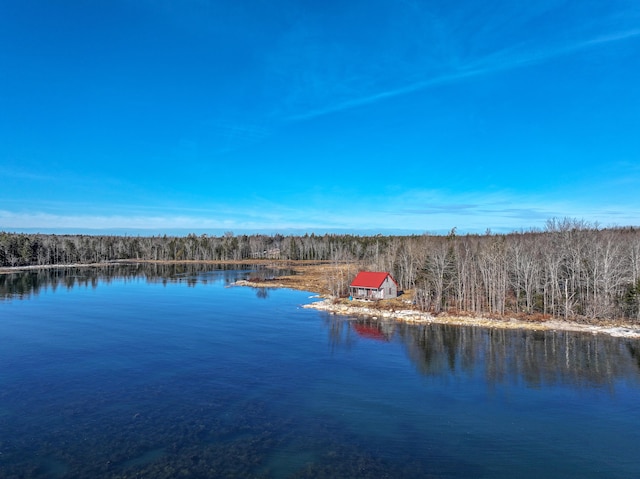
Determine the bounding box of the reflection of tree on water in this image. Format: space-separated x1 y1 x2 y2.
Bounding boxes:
322 313 355 353
398 323 478 375
626 342 640 370
323 315 640 388
255 288 269 299
399 323 640 388
0 263 280 300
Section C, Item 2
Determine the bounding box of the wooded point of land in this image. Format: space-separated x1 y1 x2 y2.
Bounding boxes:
2 219 639 322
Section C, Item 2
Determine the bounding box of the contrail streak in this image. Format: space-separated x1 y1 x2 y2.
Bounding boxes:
287 28 640 122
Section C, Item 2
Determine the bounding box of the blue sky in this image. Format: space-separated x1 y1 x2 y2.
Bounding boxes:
2 0 639 235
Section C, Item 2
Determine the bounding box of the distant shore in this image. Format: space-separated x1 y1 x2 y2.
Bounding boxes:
3 260 640 339
0 259 323 275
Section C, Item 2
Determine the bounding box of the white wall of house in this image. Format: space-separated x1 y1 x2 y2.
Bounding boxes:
381 276 398 298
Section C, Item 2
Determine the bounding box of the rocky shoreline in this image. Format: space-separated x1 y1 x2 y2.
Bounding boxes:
302 298 640 339
232 265 640 340
4 261 639 339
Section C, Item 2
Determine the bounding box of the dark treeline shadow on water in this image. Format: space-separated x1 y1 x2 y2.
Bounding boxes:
0 263 291 301
2 267 640 478
323 314 640 390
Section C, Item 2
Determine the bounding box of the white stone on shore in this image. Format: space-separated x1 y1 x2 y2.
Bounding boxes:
303 299 435 323
303 299 640 338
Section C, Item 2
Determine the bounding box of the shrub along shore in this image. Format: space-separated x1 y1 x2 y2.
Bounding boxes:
2 221 640 329
3 258 640 338
230 261 640 339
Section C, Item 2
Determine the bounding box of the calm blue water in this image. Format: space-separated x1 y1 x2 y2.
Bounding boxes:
1 265 640 478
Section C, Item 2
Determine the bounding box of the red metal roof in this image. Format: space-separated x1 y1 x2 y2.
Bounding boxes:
350 271 396 289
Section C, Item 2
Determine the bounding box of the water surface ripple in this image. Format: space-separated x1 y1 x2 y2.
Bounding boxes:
1 265 639 478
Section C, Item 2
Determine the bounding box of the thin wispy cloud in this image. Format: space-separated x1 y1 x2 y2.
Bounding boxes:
287 26 640 121
5 182 635 234
0 210 289 233
0 166 57 182
3 1 639 235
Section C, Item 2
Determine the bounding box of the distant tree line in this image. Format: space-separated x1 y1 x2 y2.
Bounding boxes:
0 231 384 265
2 218 639 321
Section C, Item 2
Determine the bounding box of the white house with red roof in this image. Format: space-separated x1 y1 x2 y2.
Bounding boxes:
349 271 398 300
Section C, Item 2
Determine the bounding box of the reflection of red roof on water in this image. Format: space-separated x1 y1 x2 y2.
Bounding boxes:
353 323 388 341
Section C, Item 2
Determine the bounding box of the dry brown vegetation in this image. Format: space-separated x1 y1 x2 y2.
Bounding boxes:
4 256 640 336
3 222 640 324
230 260 358 296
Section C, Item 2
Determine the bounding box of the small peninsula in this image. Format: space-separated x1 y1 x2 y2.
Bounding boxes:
232 261 640 339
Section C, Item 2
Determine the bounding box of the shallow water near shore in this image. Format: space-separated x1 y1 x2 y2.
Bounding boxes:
1 265 640 478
